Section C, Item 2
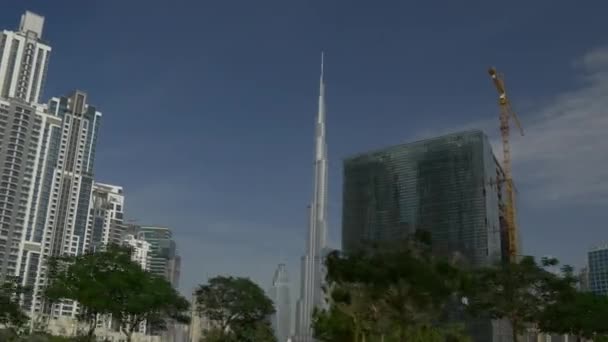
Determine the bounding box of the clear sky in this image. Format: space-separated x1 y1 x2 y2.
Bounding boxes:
2 0 607 303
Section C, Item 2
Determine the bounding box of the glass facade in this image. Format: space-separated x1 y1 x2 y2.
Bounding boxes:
342 130 511 342
138 226 180 288
588 246 608 296
342 130 505 266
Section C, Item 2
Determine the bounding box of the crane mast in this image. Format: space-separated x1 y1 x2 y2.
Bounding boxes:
488 67 524 262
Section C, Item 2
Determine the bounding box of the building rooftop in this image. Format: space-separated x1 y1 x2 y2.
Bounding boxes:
344 129 487 161
19 11 45 37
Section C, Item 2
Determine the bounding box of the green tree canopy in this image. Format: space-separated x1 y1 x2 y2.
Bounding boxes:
314 233 468 342
111 271 190 341
464 256 577 342
45 245 189 342
538 290 608 340
195 276 276 342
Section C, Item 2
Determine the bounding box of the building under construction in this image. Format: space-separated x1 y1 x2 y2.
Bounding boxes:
342 129 510 265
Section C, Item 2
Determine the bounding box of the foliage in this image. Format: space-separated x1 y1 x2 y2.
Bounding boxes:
202 327 237 342
0 276 29 332
195 276 275 342
232 320 276 342
538 290 608 339
312 307 355 341
0 332 85 342
45 245 189 342
312 231 608 342
464 256 577 342
112 272 190 341
45 245 138 339
314 232 468 342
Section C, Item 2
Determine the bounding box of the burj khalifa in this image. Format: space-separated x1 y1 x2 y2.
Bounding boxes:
293 53 328 342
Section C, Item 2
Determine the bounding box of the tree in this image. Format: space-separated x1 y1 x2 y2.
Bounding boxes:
538 291 608 340
0 276 29 334
195 276 275 342
112 273 190 342
232 320 276 342
314 233 468 342
312 307 355 342
45 245 137 340
45 245 189 342
203 328 237 342
464 256 574 342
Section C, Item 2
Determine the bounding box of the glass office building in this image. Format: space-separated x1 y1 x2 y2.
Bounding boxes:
137 226 180 288
588 246 608 296
342 130 511 341
342 130 506 266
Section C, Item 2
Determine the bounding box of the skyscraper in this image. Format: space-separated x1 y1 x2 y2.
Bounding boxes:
342 130 506 266
341 130 510 341
137 226 180 288
269 264 291 342
0 11 51 104
30 91 102 317
588 245 608 296
0 98 59 287
0 11 55 286
293 54 328 342
86 182 125 251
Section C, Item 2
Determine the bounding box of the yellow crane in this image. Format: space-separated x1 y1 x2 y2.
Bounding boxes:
488 67 524 262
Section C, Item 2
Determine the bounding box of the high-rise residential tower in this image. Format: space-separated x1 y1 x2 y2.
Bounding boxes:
86 182 125 251
0 98 60 287
293 54 328 342
0 12 58 312
28 91 102 317
0 11 51 104
588 245 608 296
341 130 511 341
269 264 291 342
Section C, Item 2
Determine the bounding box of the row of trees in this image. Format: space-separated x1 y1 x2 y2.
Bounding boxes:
0 245 189 342
5 233 608 342
312 232 608 342
1 245 279 342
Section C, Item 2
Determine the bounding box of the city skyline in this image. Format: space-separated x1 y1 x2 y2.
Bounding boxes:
0 0 607 312
0 11 185 333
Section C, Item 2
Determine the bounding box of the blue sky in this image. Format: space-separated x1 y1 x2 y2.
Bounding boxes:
2 0 608 304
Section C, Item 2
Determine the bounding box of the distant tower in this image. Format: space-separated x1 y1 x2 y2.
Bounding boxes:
269 264 291 342
0 11 52 104
588 245 608 296
87 182 125 252
293 53 329 342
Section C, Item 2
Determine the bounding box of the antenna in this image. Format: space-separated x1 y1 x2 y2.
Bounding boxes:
321 51 324 79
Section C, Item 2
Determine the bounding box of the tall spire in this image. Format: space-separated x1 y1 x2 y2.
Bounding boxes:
293 52 329 342
320 51 324 81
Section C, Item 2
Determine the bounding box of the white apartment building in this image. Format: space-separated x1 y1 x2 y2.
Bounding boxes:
0 11 51 104
86 182 124 252
123 234 151 271
0 98 61 310
29 91 102 318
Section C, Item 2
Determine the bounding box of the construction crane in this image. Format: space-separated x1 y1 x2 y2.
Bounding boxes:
488 67 524 262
